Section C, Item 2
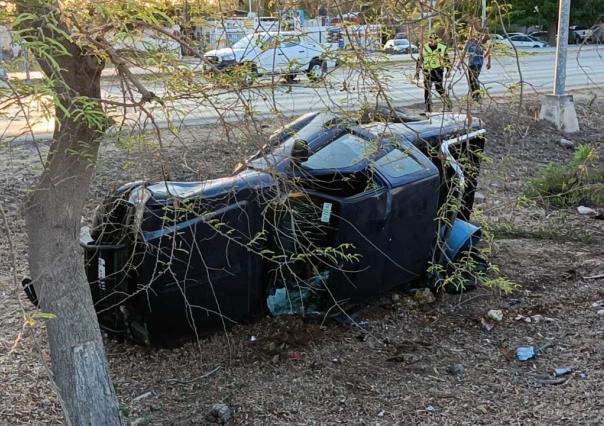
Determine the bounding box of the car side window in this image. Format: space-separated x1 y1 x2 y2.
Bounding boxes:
302 133 379 170
374 149 424 178
262 37 279 50
281 36 300 48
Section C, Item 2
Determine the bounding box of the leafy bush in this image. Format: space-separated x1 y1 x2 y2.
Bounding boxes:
524 144 604 207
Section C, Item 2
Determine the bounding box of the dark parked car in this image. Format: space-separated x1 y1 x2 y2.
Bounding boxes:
71 109 486 346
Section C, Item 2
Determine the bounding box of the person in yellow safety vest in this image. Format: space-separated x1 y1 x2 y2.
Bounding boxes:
415 33 452 113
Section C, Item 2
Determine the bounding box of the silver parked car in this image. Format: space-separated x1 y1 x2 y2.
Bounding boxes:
383 38 418 55
502 35 549 48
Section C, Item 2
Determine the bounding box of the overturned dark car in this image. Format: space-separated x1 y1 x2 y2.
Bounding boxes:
77 109 486 346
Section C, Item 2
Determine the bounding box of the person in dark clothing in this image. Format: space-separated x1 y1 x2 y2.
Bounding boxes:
415 33 452 113
459 29 492 101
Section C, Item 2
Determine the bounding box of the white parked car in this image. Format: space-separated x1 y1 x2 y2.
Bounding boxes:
489 34 507 46
502 35 549 48
383 38 418 54
504 32 527 38
570 24 604 44
203 31 332 83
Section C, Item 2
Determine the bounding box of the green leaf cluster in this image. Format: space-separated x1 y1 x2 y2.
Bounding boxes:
524 144 604 207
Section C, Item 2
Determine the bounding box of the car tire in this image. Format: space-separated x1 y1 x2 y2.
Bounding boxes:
239 62 257 87
283 73 297 84
533 45 541 48
307 59 326 82
448 248 486 294
428 248 486 294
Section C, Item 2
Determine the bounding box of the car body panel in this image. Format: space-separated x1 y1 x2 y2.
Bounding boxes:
383 38 418 54
79 111 486 345
204 31 327 77
502 35 548 48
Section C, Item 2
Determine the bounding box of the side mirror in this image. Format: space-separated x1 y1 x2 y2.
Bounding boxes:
291 140 311 164
260 39 277 51
232 161 247 174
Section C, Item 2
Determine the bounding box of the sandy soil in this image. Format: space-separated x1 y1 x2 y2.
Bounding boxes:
1 96 603 425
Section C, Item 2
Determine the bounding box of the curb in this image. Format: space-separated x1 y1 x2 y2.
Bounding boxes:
4 84 598 145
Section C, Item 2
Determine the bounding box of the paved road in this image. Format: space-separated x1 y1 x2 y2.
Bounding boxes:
3 45 603 141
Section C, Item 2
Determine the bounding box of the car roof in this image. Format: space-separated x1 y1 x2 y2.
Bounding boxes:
263 31 305 37
361 114 481 141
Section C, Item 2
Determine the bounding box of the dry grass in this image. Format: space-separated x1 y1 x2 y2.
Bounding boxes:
1 96 604 425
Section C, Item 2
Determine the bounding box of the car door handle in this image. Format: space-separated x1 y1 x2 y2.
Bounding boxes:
298 50 305 53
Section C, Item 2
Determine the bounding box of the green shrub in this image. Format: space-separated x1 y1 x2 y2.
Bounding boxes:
524 144 604 207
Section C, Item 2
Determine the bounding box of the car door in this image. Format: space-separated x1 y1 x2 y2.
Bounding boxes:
517 36 533 47
290 130 439 300
293 131 392 299
279 35 308 72
257 36 286 74
528 36 543 46
301 37 322 65
257 36 305 74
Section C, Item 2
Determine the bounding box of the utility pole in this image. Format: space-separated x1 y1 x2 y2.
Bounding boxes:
553 0 570 95
539 0 579 133
481 0 487 28
428 0 435 33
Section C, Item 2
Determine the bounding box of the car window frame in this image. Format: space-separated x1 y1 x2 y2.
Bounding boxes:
280 35 301 48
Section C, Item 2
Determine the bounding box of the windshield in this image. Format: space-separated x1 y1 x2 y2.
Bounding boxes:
394 39 410 46
232 34 267 49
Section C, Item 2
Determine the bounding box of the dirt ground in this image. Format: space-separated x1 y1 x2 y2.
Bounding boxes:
1 95 604 425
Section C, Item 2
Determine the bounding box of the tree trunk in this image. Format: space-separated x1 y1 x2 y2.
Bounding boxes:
18 2 123 424
24 112 123 425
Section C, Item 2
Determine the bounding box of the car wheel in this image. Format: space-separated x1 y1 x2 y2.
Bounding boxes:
428 248 486 294
533 45 541 48
307 59 326 82
239 62 257 87
283 73 297 84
